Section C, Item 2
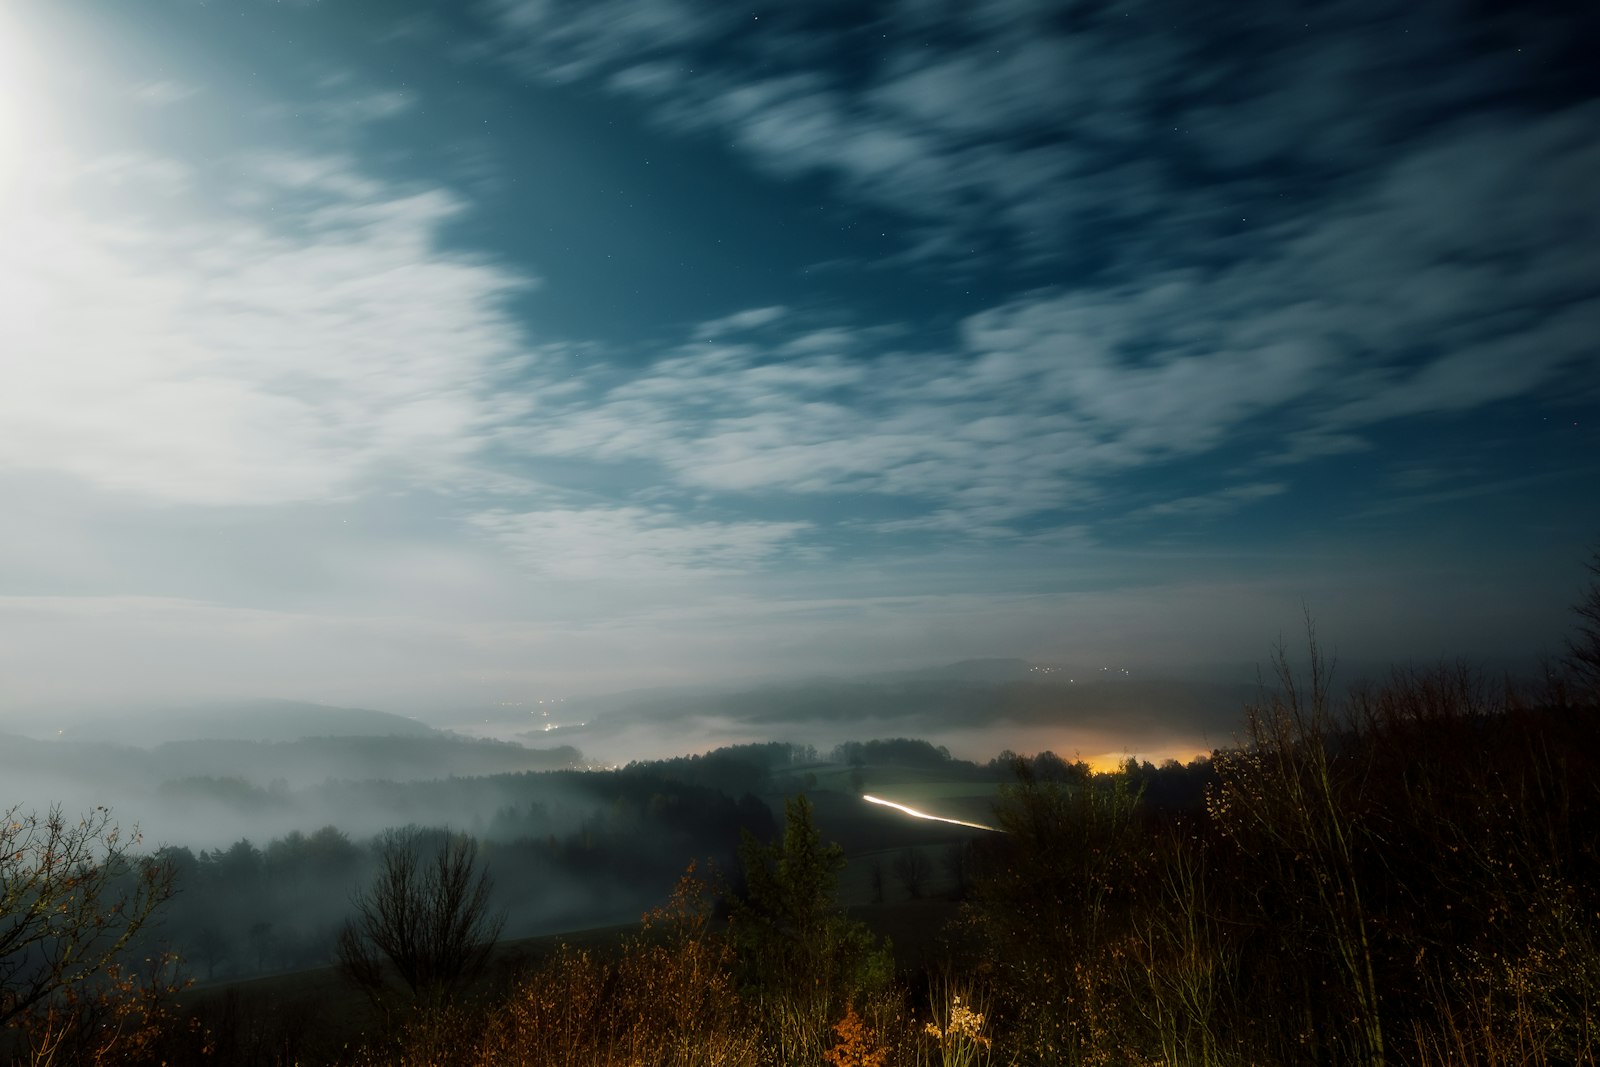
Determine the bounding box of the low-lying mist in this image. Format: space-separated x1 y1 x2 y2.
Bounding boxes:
0 654 1475 989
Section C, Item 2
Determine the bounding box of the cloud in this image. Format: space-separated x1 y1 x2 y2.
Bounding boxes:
515 283 1325 528
488 95 1598 541
1127 483 1288 522
481 0 1596 287
472 0 1598 478
470 506 812 579
3 0 1590 719
132 79 197 107
312 89 417 125
691 305 788 340
79 152 194 195
0 149 537 506
480 0 1122 260
486 0 730 84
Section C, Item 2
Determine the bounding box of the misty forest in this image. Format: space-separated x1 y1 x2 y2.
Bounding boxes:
3 553 1599 1065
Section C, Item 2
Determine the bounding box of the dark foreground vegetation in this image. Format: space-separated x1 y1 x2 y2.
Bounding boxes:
5 566 1600 1065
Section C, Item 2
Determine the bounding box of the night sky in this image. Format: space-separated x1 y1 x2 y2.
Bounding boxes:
2 0 1597 716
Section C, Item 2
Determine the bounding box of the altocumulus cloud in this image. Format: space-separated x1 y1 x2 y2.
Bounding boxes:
510 106 1600 538
473 0 1599 544
9 0 1594 546
482 0 1597 276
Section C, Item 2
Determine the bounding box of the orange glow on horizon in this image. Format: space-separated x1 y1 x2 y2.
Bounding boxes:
1081 748 1212 774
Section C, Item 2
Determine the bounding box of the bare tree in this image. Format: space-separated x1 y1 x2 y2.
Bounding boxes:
1 805 175 1028
337 828 504 1002
892 847 931 900
1567 543 1600 701
247 921 274 972
943 841 972 899
192 927 230 982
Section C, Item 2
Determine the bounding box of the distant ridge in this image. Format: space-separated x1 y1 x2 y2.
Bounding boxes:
865 658 1038 683
46 699 437 746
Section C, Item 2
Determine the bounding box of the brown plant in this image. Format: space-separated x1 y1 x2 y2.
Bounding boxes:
824 1004 889 1067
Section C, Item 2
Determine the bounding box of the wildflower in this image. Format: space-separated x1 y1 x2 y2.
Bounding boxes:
923 991 993 1065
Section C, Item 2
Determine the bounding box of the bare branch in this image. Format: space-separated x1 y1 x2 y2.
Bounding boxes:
337 828 504 1004
1 805 175 1028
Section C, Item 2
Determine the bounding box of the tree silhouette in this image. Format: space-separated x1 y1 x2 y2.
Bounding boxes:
733 796 890 1062
337 828 504 1003
892 848 930 899
1567 542 1600 700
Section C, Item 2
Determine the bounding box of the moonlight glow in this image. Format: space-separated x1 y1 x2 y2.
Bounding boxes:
0 11 42 191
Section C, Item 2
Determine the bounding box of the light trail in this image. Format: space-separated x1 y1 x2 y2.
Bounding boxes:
862 794 1002 832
